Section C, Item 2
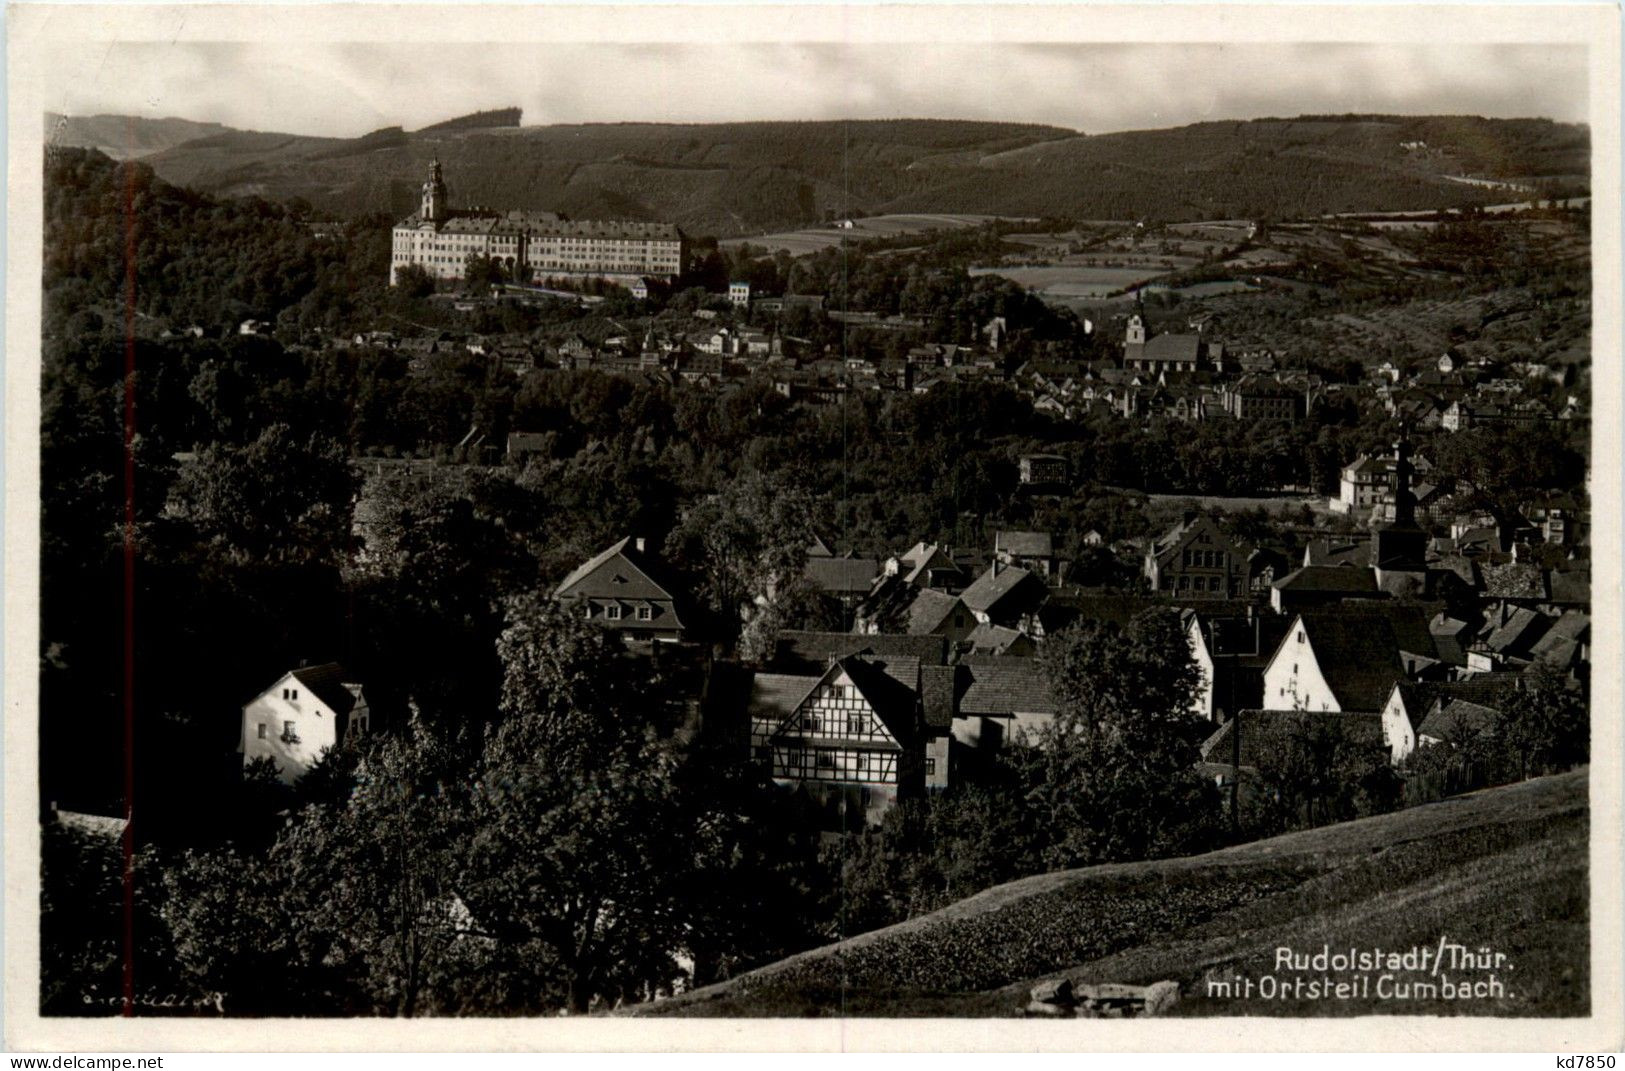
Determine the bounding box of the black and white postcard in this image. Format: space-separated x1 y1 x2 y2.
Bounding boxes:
5 2 1621 1053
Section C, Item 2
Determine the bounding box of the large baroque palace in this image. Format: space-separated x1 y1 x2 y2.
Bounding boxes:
389 160 686 287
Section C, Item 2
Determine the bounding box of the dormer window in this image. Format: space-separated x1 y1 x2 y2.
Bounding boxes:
636 605 653 621
605 604 623 621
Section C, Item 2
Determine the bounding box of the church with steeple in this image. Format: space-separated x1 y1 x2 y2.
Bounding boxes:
1121 305 1224 375
390 159 686 288
1369 432 1430 595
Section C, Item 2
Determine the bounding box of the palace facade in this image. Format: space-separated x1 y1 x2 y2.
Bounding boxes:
389 160 686 287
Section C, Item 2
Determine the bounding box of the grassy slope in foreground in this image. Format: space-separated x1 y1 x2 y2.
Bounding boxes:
636 770 1587 1018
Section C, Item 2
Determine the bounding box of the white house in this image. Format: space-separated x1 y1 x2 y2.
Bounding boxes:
240 663 370 782
1260 613 1405 713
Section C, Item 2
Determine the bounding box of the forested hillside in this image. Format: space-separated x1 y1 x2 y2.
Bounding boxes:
127 112 1589 236
43 147 389 336
47 112 232 159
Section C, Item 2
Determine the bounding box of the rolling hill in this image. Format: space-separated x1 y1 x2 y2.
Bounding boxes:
633 770 1588 1017
46 112 233 159
88 110 1591 237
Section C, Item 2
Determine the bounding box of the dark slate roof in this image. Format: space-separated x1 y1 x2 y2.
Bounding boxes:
957 659 1056 717
1480 561 1545 600
287 663 364 717
1429 613 1479 666
1198 613 1295 667
965 623 1030 654
1481 607 1549 656
1038 593 1158 634
905 589 963 635
1304 536 1372 568
1273 566 1379 595
838 655 921 742
1345 602 1439 660
1530 610 1589 667
1141 334 1204 363
1294 613 1407 712
959 563 1044 617
773 630 948 672
747 672 822 723
1387 674 1522 730
804 556 881 595
1418 699 1500 744
996 530 1054 558
555 537 675 602
1546 568 1590 606
1201 709 1384 769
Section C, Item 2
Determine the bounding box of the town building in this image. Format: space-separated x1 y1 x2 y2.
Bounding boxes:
1122 311 1223 375
1261 612 1410 713
1143 514 1248 599
390 160 685 287
240 663 370 782
555 537 689 643
1018 454 1068 487
994 530 1057 580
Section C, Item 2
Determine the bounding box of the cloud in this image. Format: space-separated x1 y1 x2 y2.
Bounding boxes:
47 40 1588 136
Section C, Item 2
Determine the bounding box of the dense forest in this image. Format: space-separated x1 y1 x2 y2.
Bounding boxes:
110 112 1591 236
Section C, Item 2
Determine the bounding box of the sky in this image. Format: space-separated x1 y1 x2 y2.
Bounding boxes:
49 38 1589 138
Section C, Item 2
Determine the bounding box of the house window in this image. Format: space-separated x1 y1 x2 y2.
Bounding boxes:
281 720 297 743
815 750 834 769
801 716 820 733
290 689 297 700
282 688 289 700
855 752 869 771
257 723 267 740
636 605 653 621
925 757 937 776
847 716 865 735
605 604 623 620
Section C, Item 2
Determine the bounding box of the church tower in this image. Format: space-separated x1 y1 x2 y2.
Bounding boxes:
421 158 449 224
1125 312 1147 346
1371 429 1429 594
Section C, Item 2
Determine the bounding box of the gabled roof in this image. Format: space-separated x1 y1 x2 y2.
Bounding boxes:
1286 613 1407 712
996 530 1054 558
1140 334 1204 362
1273 565 1379 595
904 588 964 635
555 537 675 602
1201 709 1384 768
1530 610 1589 668
964 622 1031 655
1418 699 1501 744
1480 607 1549 657
960 563 1044 618
1386 673 1521 729
834 656 920 743
282 663 364 717
804 556 881 595
956 659 1056 718
773 630 948 672
1303 535 1371 568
